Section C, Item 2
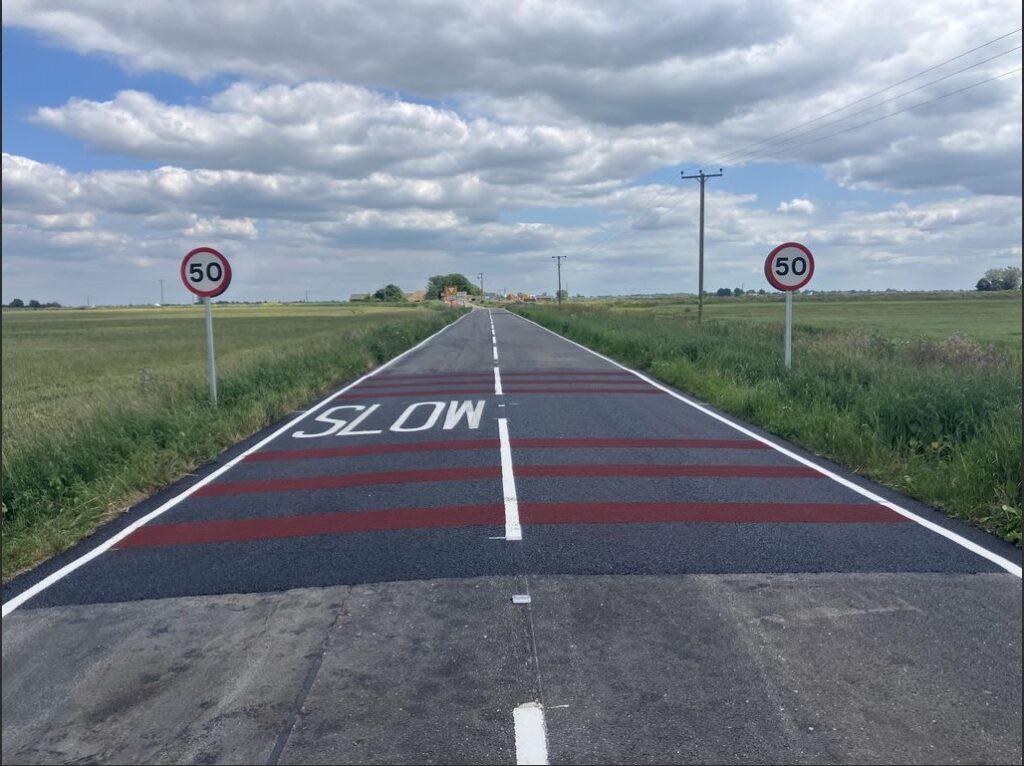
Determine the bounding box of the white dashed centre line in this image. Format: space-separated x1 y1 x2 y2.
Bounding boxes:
513 701 549 765
498 418 521 541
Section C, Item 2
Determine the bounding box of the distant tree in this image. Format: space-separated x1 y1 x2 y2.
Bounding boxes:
425 274 482 299
28 299 41 308
715 287 732 297
372 284 408 302
557 289 568 300
979 267 1021 291
8 298 24 307
732 287 744 297
975 277 993 292
757 289 766 295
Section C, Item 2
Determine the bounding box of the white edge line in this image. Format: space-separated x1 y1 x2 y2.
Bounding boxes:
1 311 475 617
511 312 1022 578
498 418 522 541
513 701 548 766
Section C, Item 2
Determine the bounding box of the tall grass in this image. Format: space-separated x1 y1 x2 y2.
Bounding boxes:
2 307 462 579
513 303 1021 544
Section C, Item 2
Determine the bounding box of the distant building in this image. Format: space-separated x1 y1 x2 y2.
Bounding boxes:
349 293 370 302
405 290 426 302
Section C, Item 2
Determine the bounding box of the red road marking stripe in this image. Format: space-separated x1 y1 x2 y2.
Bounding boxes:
369 373 495 381
196 466 500 497
520 502 905 524
500 371 634 377
354 381 499 389
337 387 658 397
116 505 505 548
338 389 495 398
247 439 499 462
506 379 647 385
517 464 820 478
114 500 903 549
246 438 765 462
511 438 767 449
358 378 648 389
504 388 659 394
371 371 631 380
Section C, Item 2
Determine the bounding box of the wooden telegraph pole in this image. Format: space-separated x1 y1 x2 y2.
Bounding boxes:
681 169 722 324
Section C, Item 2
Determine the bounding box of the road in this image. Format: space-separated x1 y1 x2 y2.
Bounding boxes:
3 307 1021 765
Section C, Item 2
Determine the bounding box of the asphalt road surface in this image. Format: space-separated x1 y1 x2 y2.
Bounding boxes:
3 308 1021 765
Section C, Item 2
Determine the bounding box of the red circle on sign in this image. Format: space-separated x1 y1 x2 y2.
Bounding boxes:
764 242 814 291
180 247 232 298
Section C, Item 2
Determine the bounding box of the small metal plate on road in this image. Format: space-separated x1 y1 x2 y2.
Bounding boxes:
511 594 531 604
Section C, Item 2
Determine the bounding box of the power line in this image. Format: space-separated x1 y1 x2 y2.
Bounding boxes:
711 27 1022 166
750 65 1022 162
724 44 1022 166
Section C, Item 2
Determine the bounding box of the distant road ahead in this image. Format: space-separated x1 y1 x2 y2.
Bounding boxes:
3 308 1020 765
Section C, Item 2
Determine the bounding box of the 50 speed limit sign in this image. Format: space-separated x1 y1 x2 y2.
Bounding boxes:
764 241 814 370
764 242 814 291
181 246 232 405
181 246 232 298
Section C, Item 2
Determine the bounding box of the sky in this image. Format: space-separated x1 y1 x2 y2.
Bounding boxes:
2 0 1021 306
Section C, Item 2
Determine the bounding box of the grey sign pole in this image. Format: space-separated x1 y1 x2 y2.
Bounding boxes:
784 291 793 369
204 297 218 405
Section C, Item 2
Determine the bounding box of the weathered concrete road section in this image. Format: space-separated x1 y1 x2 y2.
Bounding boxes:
3 309 1021 764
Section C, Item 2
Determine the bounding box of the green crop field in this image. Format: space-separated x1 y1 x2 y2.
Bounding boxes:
1 302 462 579
512 291 1022 544
591 291 1022 348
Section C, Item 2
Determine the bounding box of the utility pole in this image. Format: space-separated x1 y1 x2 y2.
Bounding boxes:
477 272 484 296
552 255 567 306
305 289 310 303
680 168 722 324
159 279 165 307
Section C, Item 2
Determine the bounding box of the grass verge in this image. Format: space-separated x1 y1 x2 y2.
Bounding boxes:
2 307 463 580
511 303 1021 544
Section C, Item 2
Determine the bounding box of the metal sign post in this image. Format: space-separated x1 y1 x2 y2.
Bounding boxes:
181 247 232 404
785 291 793 368
204 297 218 404
764 242 814 369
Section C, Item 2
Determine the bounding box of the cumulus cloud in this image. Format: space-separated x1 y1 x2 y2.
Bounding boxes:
777 198 816 214
184 216 258 240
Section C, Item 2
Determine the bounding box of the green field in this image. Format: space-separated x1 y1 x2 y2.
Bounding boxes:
513 292 1022 543
2 303 462 579
592 292 1023 348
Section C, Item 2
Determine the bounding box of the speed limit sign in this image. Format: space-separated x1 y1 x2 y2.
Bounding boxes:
764 242 814 291
765 242 814 370
181 247 232 298
181 246 232 405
